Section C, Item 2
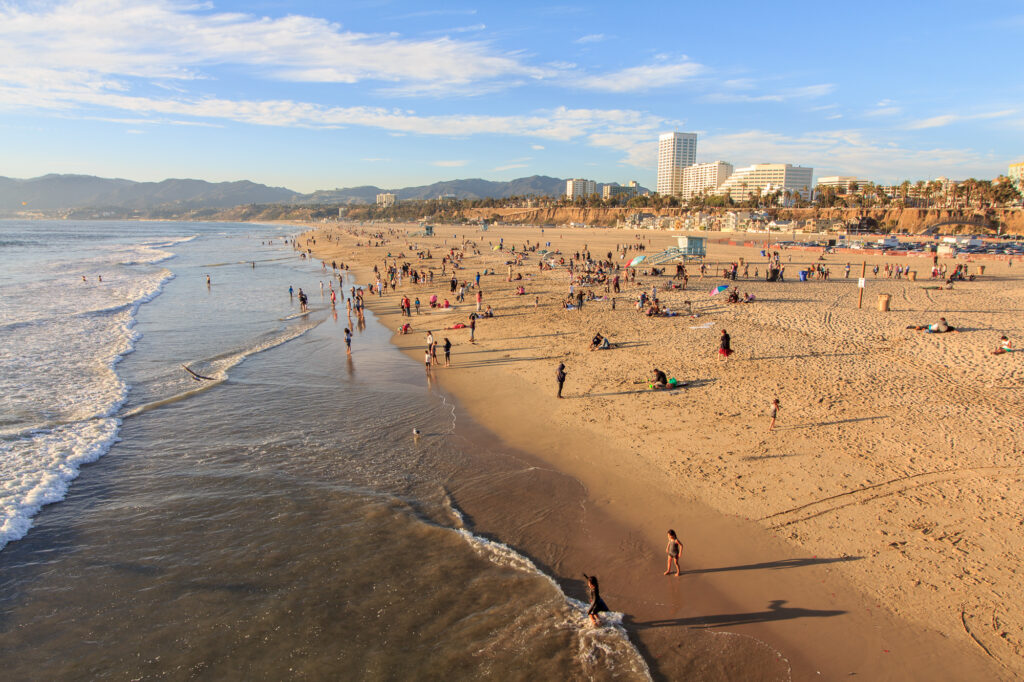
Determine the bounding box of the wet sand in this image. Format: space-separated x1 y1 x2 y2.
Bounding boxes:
304 222 1021 680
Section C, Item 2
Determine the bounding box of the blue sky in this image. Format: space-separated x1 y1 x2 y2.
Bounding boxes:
1 0 1021 192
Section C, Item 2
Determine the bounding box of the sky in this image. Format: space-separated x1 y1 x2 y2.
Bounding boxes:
1 0 1022 193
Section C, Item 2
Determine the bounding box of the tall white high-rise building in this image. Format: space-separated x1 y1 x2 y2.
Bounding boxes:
565 178 597 200
680 161 734 199
716 164 814 200
657 132 698 196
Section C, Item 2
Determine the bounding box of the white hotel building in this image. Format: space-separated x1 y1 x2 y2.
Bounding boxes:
680 161 734 199
565 178 597 200
656 132 697 196
716 164 814 200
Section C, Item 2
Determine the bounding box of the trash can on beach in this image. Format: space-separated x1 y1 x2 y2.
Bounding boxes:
908 270 917 281
877 294 891 312
799 270 808 282
979 265 985 275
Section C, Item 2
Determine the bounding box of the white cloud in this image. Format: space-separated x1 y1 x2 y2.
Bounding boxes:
907 110 1015 129
575 33 605 44
700 129 999 182
432 160 468 167
0 0 549 92
531 144 546 150
493 163 528 171
575 58 705 93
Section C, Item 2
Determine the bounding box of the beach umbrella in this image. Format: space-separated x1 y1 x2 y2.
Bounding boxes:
710 284 729 296
628 255 645 267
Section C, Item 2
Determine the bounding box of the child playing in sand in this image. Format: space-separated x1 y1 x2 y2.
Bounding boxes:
992 335 1013 355
665 530 683 576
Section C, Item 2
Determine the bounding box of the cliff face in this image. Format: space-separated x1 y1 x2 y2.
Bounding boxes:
459 206 1024 234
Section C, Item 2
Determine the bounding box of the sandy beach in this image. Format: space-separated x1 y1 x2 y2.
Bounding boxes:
303 221 1022 680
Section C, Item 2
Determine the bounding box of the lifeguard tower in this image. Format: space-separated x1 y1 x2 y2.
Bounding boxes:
411 222 434 237
677 236 706 258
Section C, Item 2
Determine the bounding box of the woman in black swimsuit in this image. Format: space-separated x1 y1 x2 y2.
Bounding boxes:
583 574 608 626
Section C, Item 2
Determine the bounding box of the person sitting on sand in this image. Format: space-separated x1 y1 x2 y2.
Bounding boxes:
992 335 1013 355
909 317 954 333
651 368 669 389
590 333 604 350
398 323 412 334
483 305 494 318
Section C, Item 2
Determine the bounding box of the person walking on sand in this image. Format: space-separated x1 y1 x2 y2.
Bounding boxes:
556 362 567 398
583 574 609 627
768 398 780 431
718 329 732 360
469 314 476 343
665 530 683 576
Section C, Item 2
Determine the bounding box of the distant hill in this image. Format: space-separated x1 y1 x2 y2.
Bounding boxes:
301 175 571 205
0 174 298 211
1 173 650 213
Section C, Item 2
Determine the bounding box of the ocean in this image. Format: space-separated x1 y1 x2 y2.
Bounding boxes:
0 220 649 679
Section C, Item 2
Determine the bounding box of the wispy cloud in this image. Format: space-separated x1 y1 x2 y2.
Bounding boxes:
423 24 488 35
575 33 605 44
531 144 546 150
700 129 999 182
493 163 528 171
907 110 1015 129
362 157 390 162
432 160 468 167
574 57 705 92
704 84 834 104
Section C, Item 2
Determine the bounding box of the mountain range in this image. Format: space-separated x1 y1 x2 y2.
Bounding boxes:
0 174 647 212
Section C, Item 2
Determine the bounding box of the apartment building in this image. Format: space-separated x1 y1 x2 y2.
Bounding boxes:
716 164 814 200
656 132 697 196
565 178 597 200
680 161 734 199
602 180 640 200
376 192 396 207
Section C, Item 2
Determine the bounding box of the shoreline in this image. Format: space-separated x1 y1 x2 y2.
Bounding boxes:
301 222 1019 680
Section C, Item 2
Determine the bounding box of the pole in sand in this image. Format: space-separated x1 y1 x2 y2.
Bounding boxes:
857 261 866 309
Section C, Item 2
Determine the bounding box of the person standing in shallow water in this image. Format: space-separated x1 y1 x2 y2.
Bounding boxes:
584 574 608 627
664 530 682 576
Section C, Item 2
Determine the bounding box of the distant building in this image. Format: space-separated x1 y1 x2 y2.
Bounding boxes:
657 132 697 196
376 192 396 207
1009 162 1024 192
566 178 597 200
680 161 734 199
602 180 640 200
816 176 862 192
716 164 814 200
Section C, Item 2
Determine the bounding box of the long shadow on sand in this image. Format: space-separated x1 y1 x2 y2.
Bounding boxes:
581 378 716 398
629 599 846 630
781 415 889 429
683 555 862 576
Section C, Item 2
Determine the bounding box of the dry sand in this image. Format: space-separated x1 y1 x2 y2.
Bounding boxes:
303 222 1022 680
